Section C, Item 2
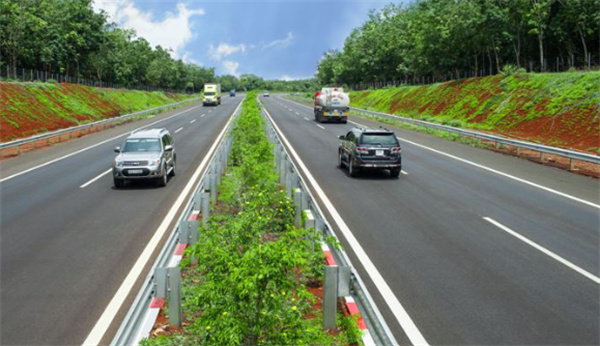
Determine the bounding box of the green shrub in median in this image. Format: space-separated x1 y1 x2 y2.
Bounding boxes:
142 92 358 346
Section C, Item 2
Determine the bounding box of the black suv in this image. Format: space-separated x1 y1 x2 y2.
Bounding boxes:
338 127 402 177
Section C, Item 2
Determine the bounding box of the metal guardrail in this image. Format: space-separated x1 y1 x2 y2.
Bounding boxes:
259 100 398 346
0 97 201 150
351 107 600 165
110 105 237 346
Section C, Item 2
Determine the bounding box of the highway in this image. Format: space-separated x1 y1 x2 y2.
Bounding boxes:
0 95 242 345
262 95 599 345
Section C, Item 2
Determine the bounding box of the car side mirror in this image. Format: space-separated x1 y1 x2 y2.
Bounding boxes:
338 135 345 140
165 145 174 152
114 146 120 153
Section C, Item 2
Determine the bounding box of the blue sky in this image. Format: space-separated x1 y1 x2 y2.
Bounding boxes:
93 0 401 80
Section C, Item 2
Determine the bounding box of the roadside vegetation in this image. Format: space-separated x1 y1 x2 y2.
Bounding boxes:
0 82 194 142
142 92 361 346
317 0 600 87
350 72 600 152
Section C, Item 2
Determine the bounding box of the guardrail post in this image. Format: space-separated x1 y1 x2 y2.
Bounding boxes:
323 265 339 329
305 210 315 250
201 191 210 227
569 158 575 171
155 267 168 298
294 189 303 228
337 266 351 297
210 173 217 204
193 190 203 210
279 156 287 185
167 267 182 327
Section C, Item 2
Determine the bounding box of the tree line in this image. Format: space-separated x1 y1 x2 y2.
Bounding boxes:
317 0 600 87
0 0 217 92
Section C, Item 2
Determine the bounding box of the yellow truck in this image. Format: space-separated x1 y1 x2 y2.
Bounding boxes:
203 83 221 106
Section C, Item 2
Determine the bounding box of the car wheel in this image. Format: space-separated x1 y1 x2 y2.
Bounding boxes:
338 151 346 168
114 178 123 189
390 168 401 178
349 157 360 177
158 166 168 187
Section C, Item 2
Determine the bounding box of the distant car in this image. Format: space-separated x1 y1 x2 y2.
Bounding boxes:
338 127 402 178
263 90 270 97
229 89 236 97
112 128 176 188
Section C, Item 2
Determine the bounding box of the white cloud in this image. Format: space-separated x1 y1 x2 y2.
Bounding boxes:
263 32 294 49
222 61 240 76
93 1 204 59
279 74 313 81
209 43 246 61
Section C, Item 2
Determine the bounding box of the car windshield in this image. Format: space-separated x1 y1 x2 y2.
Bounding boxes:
205 92 215 96
122 138 161 152
360 133 397 145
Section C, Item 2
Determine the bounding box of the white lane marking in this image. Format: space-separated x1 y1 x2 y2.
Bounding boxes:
483 217 600 284
80 168 112 188
295 112 300 115
316 124 325 130
262 106 423 346
208 110 212 113
0 105 201 183
201 114 206 118
190 119 196 124
398 137 599 210
82 100 242 346
304 117 310 121
175 127 183 134
401 170 408 175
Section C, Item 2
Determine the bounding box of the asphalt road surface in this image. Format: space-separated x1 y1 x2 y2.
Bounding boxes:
0 95 242 345
262 95 599 346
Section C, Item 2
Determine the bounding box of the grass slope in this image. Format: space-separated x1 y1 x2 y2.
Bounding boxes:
0 82 195 142
350 72 600 153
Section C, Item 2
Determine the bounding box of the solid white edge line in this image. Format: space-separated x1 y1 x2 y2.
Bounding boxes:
483 217 600 284
80 169 112 189
280 97 600 210
316 124 326 130
1 105 201 183
262 105 427 346
190 119 196 124
175 127 183 133
82 100 242 346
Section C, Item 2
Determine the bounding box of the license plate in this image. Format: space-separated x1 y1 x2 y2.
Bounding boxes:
129 169 143 174
376 150 385 156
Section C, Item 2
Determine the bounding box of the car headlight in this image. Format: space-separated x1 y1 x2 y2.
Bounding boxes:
114 159 123 167
149 158 161 166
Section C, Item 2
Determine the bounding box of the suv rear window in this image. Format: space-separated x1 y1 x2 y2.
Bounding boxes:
360 133 398 145
205 92 215 96
123 138 161 152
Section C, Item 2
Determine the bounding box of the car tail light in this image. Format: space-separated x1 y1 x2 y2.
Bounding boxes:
356 147 368 154
392 147 401 154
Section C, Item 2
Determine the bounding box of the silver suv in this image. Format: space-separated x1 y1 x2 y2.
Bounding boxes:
112 128 176 188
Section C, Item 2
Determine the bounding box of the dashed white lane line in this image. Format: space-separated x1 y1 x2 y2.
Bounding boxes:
175 127 183 134
401 170 408 175
316 124 326 130
80 169 112 188
304 117 310 121
484 217 600 284
201 114 206 118
295 112 300 115
190 119 196 124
